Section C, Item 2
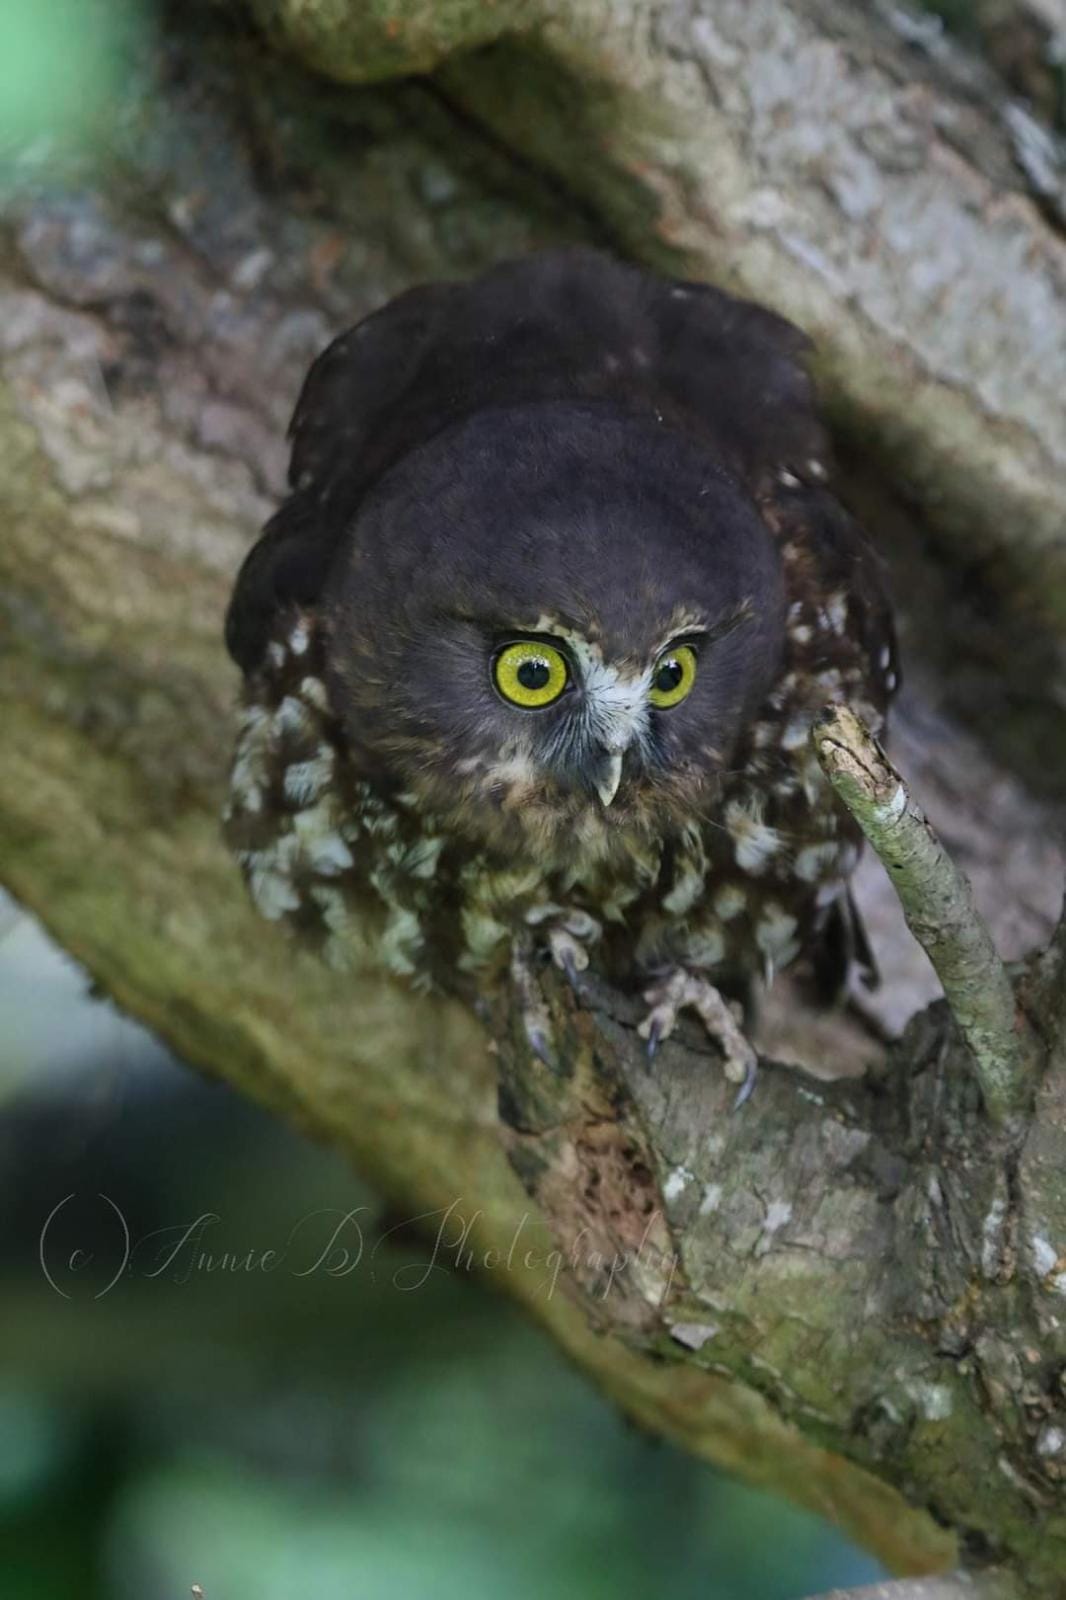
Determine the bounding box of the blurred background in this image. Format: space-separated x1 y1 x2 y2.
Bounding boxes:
0 889 885 1599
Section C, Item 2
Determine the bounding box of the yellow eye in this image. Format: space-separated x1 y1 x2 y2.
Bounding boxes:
494 641 569 708
649 644 698 709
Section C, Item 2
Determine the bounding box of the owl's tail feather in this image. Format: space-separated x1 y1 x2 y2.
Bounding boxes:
813 887 880 1006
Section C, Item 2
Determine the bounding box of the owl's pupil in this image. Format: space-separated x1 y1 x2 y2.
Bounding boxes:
655 658 683 692
517 658 551 691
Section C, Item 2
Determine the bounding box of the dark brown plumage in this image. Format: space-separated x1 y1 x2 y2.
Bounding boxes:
224 249 897 1082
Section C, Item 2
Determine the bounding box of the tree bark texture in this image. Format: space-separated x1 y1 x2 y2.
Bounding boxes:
1 2 1065 1594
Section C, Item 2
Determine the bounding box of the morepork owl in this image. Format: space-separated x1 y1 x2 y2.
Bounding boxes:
224 250 897 1094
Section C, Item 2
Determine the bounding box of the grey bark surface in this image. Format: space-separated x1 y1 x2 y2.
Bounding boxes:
812 1580 992 1600
1 2 1065 1595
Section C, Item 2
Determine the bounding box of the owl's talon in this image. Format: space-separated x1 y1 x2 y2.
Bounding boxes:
638 969 757 1092
526 905 600 984
527 1024 556 1068
557 944 581 988
733 1057 758 1110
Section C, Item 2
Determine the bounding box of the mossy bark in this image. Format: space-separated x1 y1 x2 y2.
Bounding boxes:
1 2 1065 1595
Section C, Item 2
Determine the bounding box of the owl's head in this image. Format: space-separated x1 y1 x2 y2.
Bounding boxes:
320 403 786 856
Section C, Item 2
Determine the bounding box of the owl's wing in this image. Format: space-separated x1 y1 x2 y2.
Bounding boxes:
763 484 899 1003
226 249 830 671
225 281 460 672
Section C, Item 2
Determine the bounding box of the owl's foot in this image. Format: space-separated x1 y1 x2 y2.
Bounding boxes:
638 970 758 1104
509 909 601 1067
525 904 601 986
510 938 556 1066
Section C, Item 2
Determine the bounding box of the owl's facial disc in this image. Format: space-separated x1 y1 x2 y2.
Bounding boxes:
491 628 706 808
324 402 787 841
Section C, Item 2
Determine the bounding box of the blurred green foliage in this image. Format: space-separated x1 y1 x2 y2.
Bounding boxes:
0 0 139 152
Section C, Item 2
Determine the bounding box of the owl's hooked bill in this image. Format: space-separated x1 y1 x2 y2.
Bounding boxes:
593 750 624 808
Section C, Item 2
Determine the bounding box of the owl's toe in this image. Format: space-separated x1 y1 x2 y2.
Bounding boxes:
637 973 685 1059
642 1012 666 1062
638 969 757 1102
547 927 589 987
732 1054 759 1108
510 935 560 1070
525 1021 556 1068
525 905 601 987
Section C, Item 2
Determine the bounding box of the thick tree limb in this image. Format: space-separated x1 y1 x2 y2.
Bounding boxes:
1 4 1065 1597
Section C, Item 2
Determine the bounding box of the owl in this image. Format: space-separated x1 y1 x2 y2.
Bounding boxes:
224 250 897 1096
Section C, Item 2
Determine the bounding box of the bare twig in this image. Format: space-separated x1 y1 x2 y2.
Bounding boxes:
813 707 1039 1125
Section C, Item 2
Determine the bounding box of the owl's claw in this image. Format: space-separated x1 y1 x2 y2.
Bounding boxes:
525 905 601 988
557 944 581 988
526 1024 556 1068
732 1056 759 1110
637 969 757 1100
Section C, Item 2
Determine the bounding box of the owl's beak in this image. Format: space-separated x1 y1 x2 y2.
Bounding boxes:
592 750 624 807
585 676 647 805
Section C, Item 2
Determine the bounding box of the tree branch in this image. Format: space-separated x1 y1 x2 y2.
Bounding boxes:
813 707 1041 1126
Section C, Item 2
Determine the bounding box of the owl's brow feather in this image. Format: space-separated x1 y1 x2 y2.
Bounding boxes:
436 596 756 690
680 596 757 652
